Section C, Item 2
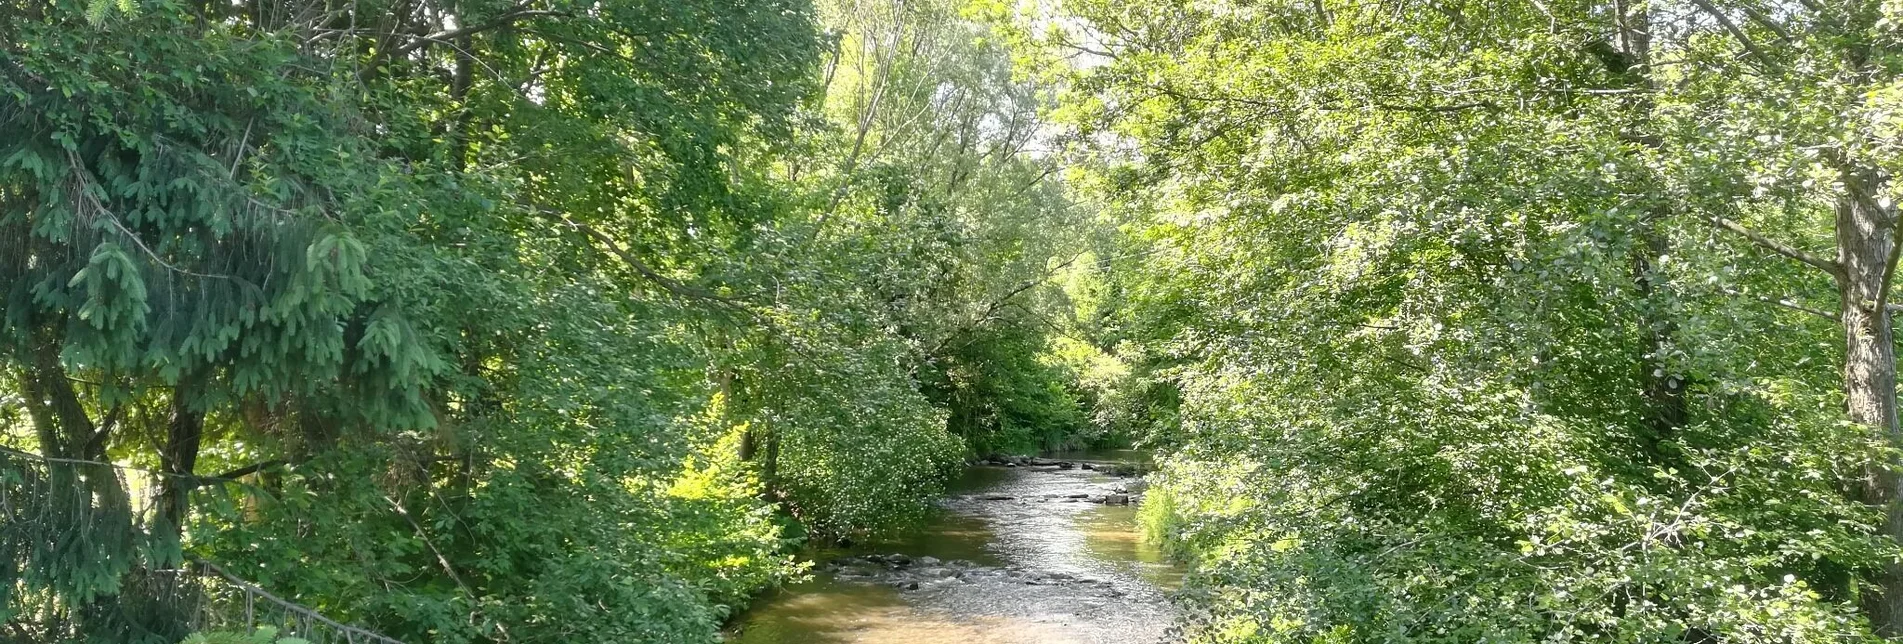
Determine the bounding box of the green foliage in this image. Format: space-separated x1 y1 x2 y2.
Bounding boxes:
1028 0 1903 640
928 322 1091 453
3 0 1087 641
182 626 309 644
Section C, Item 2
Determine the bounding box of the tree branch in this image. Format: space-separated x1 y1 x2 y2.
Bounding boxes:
534 209 746 305
926 254 1083 358
205 459 288 483
1707 215 1841 277
1687 0 1775 67
1719 287 1838 320
391 9 570 56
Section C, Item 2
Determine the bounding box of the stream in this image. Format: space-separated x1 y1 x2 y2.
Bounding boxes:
727 451 1183 643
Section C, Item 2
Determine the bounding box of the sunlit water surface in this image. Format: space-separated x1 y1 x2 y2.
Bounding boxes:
727 455 1181 643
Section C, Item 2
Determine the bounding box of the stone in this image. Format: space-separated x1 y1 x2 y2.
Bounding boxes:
918 556 941 566
1106 494 1130 505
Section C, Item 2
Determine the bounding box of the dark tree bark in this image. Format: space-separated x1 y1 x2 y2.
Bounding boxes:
1608 0 1689 469
1832 162 1903 633
156 380 207 546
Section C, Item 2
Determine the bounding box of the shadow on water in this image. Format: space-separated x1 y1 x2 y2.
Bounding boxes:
825 509 1003 567
725 577 908 644
1077 504 1185 591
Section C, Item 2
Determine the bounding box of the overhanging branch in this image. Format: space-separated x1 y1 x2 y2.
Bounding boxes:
1707 215 1841 277
1687 0 1776 68
533 208 746 305
391 9 572 56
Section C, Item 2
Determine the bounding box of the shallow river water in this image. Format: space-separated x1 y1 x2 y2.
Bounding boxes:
727 454 1182 643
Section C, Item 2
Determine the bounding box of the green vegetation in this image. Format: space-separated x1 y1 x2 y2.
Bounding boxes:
1025 0 1903 640
8 0 1903 642
1 0 1092 641
182 627 309 644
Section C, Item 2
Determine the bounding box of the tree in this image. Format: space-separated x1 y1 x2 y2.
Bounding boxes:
1038 0 1903 639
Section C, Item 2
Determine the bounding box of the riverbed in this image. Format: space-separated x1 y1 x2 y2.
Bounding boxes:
727 455 1181 643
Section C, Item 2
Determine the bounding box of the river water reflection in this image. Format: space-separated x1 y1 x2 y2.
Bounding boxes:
727 455 1181 643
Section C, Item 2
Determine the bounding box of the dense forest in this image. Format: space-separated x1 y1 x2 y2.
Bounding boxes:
4 0 1903 642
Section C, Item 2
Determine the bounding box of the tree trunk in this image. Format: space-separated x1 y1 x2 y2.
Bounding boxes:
447 34 475 174
1835 164 1903 634
16 328 139 636
156 381 206 549
1610 0 1688 469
